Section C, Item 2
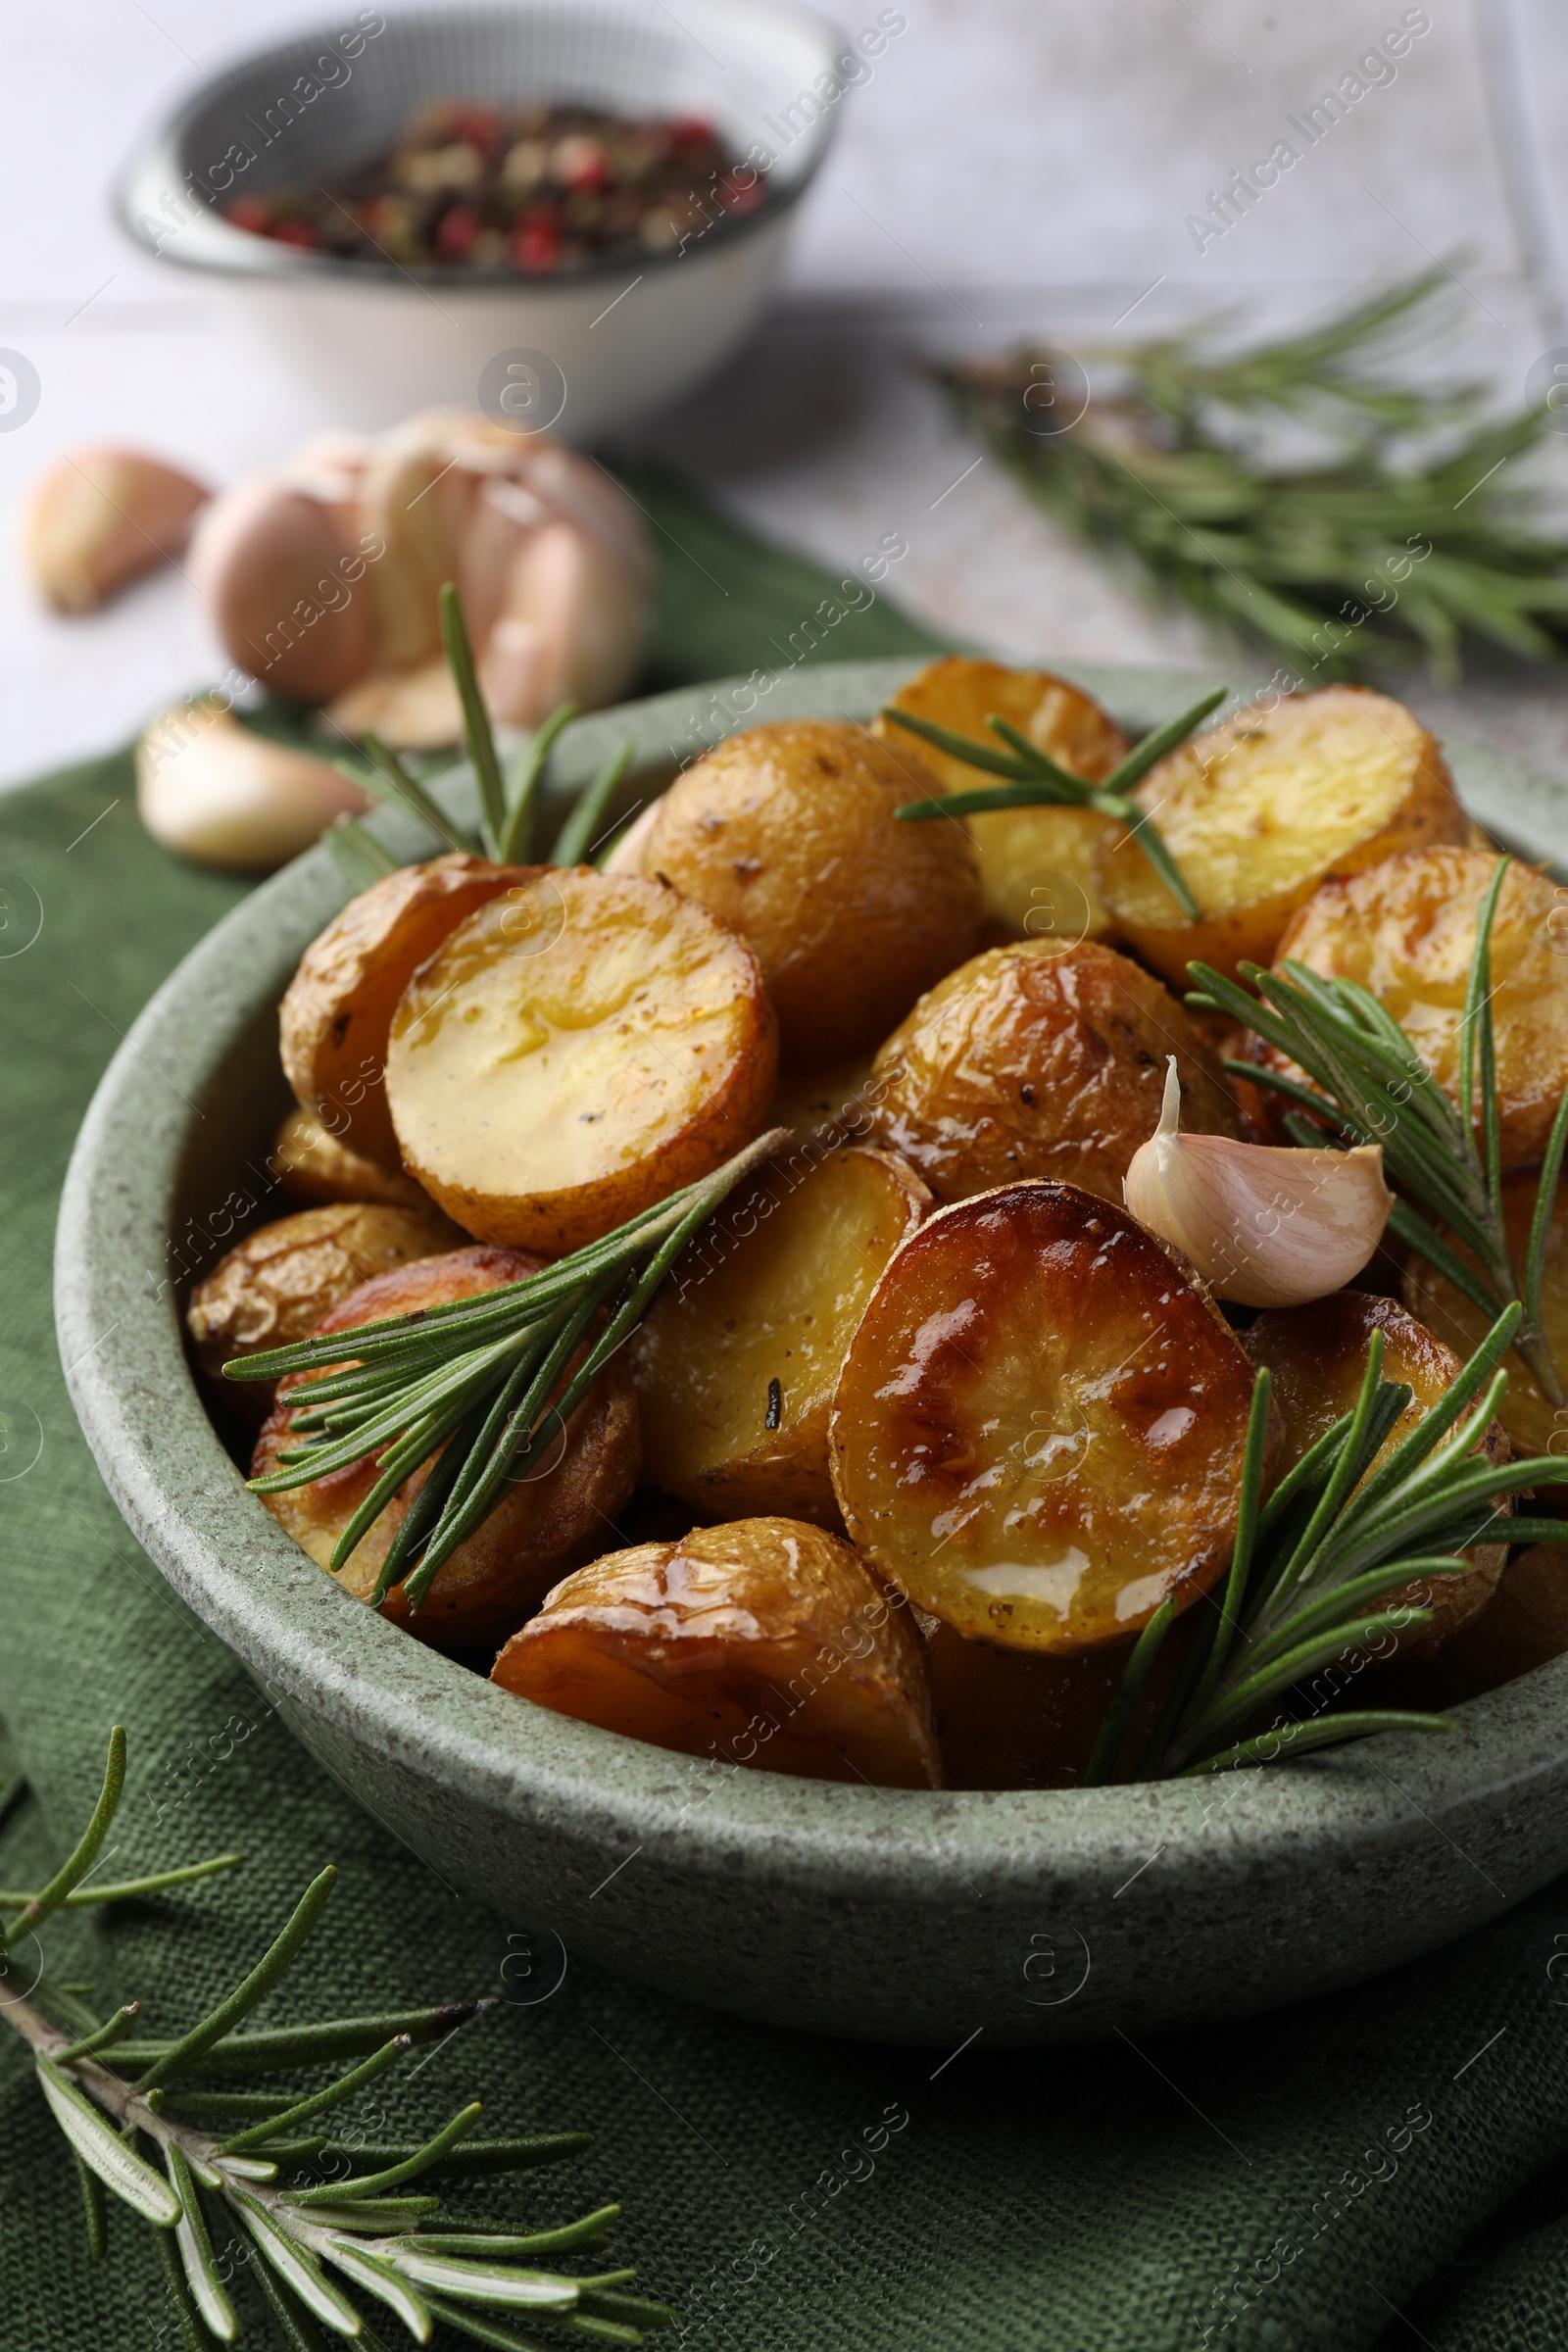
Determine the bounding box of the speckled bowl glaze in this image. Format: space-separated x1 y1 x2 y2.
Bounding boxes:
57 657 1568 2046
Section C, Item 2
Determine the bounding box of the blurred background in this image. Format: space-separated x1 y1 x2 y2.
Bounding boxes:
5 0 1568 784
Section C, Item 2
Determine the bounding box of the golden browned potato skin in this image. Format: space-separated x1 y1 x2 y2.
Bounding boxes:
252 1247 640 1648
635 719 984 1064
872 657 1128 943
1095 687 1467 985
1361 1543 1568 1712
831 1182 1269 1653
280 854 534 1167
1245 1291 1509 1654
632 1144 931 1525
270 1103 437 1210
1267 849 1568 1172
868 936 1238 1208
1403 1173 1568 1494
385 868 778 1254
187 1200 464 1419
491 1517 943 1788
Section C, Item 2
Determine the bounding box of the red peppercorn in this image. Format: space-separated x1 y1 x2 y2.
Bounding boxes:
719 175 764 216
435 204 482 259
670 115 712 148
511 214 562 271
271 219 319 249
223 194 272 234
450 106 502 157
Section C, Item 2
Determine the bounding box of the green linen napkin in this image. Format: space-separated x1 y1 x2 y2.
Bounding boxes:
3 472 1567 2352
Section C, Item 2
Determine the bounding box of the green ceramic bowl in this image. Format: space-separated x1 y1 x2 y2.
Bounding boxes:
57 656 1568 2046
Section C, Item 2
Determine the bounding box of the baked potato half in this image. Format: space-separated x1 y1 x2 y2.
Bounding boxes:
632 719 984 1063
385 867 777 1253
869 936 1237 1207
1095 687 1466 985
491 1516 942 1788
280 854 532 1167
270 1104 435 1210
252 1246 640 1646
1402 1173 1568 1492
1245 1290 1509 1653
1360 1542 1568 1712
873 657 1128 943
1264 848 1568 1172
187 1200 463 1419
830 1182 1268 1652
632 1143 931 1524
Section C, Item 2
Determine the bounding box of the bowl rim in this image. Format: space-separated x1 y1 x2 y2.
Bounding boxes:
55 654 1568 1903
114 0 843 290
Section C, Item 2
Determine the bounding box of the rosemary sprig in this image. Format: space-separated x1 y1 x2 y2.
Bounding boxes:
937 269 1568 681
336 585 632 874
1187 858 1568 1404
882 686 1221 918
5 1730 673 2349
1087 1304 1568 1783
234 1129 788 1606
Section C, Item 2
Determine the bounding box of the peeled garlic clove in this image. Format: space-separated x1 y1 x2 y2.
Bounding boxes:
137 700 370 873
602 791 665 875
1123 1058 1393 1308
189 476 377 705
24 446 209 613
477 515 646 727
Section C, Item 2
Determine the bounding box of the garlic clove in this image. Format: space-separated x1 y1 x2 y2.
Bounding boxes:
602 791 665 875
1123 1057 1393 1308
189 477 376 704
324 658 464 753
477 516 646 728
137 700 370 873
24 446 210 613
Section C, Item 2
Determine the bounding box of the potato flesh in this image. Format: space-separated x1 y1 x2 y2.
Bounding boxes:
1095 687 1466 984
1270 848 1568 1172
1403 1172 1568 1484
280 854 531 1166
830 1182 1264 1652
636 719 983 1064
873 658 1128 942
186 1200 461 1412
252 1247 640 1647
870 937 1238 1209
632 1145 931 1524
1245 1290 1507 1650
491 1516 942 1788
386 868 777 1252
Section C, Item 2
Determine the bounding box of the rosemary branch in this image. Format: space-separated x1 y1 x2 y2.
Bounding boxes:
883 686 1221 920
1187 858 1568 1404
4 1731 672 2350
935 269 1568 681
1087 1304 1567 1783
234 1128 790 1607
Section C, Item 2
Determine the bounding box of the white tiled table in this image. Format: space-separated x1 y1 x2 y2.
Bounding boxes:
4 0 1568 784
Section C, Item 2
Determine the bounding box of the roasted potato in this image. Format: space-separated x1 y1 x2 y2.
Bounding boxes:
872 657 1128 942
270 1103 435 1210
187 1200 462 1419
253 1247 640 1647
766 1058 877 1150
830 1182 1267 1652
280 853 532 1167
1265 849 1568 1172
868 936 1238 1207
632 1144 931 1523
1246 1291 1509 1653
1360 1543 1568 1712
386 867 777 1253
491 1516 942 1788
633 719 984 1064
1095 687 1467 985
1403 1173 1568 1493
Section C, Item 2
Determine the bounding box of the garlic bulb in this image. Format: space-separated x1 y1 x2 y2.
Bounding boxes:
1123 1058 1393 1307
137 701 369 874
24 446 209 613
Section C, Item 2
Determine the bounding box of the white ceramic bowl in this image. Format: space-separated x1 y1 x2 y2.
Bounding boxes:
116 2 843 437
